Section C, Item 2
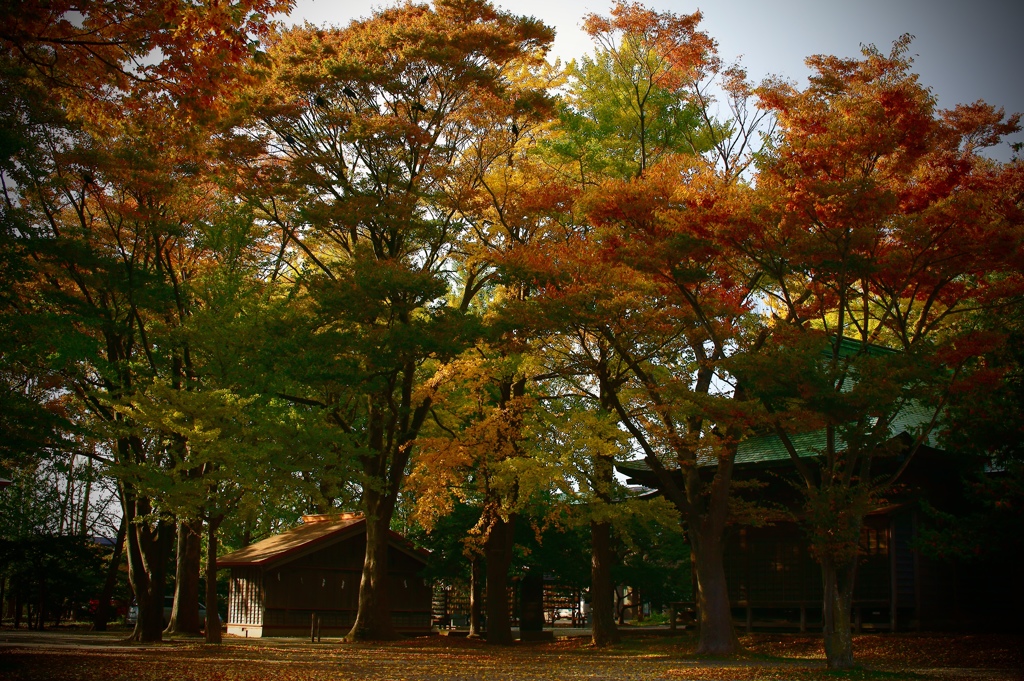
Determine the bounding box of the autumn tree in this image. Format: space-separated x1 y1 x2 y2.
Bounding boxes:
527 386 691 643
245 0 554 641
522 1 770 654
408 353 534 644
392 95 569 644
399 53 566 645
121 387 315 643
0 0 290 642
514 252 648 647
520 1 703 647
439 64 567 645
917 294 1024 563
743 37 1023 668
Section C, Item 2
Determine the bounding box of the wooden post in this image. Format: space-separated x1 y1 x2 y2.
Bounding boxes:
889 519 897 632
799 605 806 633
745 604 752 634
669 603 677 632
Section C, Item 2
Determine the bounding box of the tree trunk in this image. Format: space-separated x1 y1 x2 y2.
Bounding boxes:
591 375 620 646
241 517 254 548
691 532 737 655
92 516 127 631
675 438 741 655
80 459 93 536
468 554 483 638
166 519 202 635
590 519 620 646
822 556 857 669
123 488 175 643
347 498 397 641
205 515 224 644
35 583 45 630
129 532 171 643
484 514 515 645
687 454 741 656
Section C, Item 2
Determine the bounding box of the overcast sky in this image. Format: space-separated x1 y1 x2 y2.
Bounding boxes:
284 0 1023 158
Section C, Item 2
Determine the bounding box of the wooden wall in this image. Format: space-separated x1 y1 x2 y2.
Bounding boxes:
234 532 432 635
724 515 895 631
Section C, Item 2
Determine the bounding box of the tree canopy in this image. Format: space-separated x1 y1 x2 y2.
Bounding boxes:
1 0 1020 669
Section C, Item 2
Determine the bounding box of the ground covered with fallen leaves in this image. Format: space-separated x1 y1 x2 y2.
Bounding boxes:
1 630 1021 681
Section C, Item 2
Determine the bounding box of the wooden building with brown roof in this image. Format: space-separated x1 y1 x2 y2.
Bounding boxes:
217 513 432 637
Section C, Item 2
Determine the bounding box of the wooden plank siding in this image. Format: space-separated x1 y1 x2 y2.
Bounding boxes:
220 515 433 637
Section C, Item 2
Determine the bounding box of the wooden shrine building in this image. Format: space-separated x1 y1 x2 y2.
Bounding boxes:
619 424 1022 633
217 513 432 637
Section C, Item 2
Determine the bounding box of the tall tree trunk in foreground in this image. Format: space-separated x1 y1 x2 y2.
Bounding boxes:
347 494 397 641
608 360 745 655
124 479 175 643
686 448 740 656
590 519 620 646
166 519 202 635
205 514 225 644
690 527 737 654
484 514 515 645
632 431 740 654
592 373 621 646
822 556 858 669
468 554 483 638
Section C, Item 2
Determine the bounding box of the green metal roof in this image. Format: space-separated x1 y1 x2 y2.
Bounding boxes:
733 400 940 466
735 429 825 465
834 336 897 358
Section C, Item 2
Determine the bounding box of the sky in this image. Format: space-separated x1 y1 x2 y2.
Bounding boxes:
283 0 1023 158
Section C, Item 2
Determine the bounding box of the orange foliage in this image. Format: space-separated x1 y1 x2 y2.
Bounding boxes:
583 1 715 93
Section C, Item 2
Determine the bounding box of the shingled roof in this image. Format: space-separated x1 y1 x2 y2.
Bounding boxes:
217 513 428 568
